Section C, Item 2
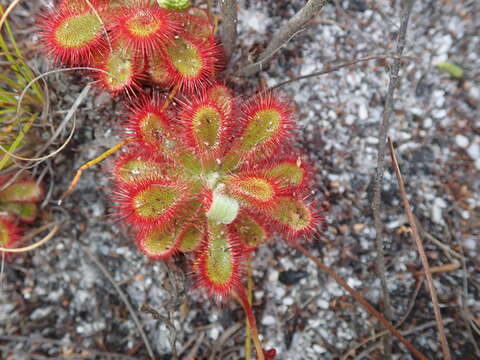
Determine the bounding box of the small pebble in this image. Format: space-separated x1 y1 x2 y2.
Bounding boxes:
466 140 480 160
262 315 276 326
455 134 469 148
283 297 294 306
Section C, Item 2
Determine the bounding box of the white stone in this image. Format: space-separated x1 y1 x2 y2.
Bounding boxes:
274 287 286 298
432 198 447 224
347 277 362 289
345 114 355 125
424 118 433 128
317 299 329 310
475 158 480 170
410 107 423 116
262 315 276 326
268 270 279 282
313 344 327 354
358 103 368 120
209 327 220 340
466 140 480 160
242 10 269 33
30 307 51 320
283 297 294 306
366 136 379 145
463 238 476 250
432 109 447 119
455 134 469 148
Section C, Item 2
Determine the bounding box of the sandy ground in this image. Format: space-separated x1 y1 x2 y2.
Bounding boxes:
1 0 479 359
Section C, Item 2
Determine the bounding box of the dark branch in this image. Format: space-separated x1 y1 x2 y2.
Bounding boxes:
372 0 415 358
219 0 238 65
268 54 415 91
236 0 328 77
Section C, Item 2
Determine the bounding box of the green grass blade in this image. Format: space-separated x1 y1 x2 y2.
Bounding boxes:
0 113 37 171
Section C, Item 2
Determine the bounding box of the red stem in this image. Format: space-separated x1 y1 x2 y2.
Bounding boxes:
234 287 266 360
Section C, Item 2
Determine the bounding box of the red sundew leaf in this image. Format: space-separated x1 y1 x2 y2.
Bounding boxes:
37 6 106 66
112 150 176 186
162 35 222 93
193 221 243 299
0 216 21 248
186 6 209 22
224 173 283 210
200 187 214 210
268 196 322 240
91 39 143 95
179 93 230 160
122 97 174 151
113 177 194 230
109 4 180 55
171 9 214 44
0 180 44 203
57 0 108 13
227 93 295 162
228 210 269 252
177 222 204 253
147 50 175 87
235 150 312 197
263 156 312 192
206 84 235 119
136 226 180 260
0 203 37 223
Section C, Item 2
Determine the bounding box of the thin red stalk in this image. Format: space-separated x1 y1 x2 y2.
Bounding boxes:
294 242 429 360
233 288 266 360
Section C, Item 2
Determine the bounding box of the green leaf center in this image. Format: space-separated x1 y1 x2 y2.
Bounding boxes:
55 14 102 48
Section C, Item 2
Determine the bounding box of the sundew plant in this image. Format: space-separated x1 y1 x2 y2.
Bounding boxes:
36 1 325 359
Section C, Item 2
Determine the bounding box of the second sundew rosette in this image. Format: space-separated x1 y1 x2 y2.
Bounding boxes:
37 0 221 96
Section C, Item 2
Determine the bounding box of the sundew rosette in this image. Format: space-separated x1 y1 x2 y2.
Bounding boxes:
111 85 324 299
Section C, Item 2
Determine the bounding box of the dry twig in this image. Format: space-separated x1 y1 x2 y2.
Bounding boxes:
209 322 243 360
183 332 206 360
219 0 237 65
349 319 453 360
236 0 328 77
294 242 428 360
372 0 415 356
388 137 451 359
80 245 156 360
0 222 59 253
413 263 460 277
268 54 415 91
417 222 466 261
0 335 141 360
140 303 178 359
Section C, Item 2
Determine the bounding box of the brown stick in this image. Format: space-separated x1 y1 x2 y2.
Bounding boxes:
294 242 429 360
236 0 328 77
414 263 460 277
372 1 415 356
219 0 237 65
387 138 451 359
80 245 156 360
268 54 415 91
